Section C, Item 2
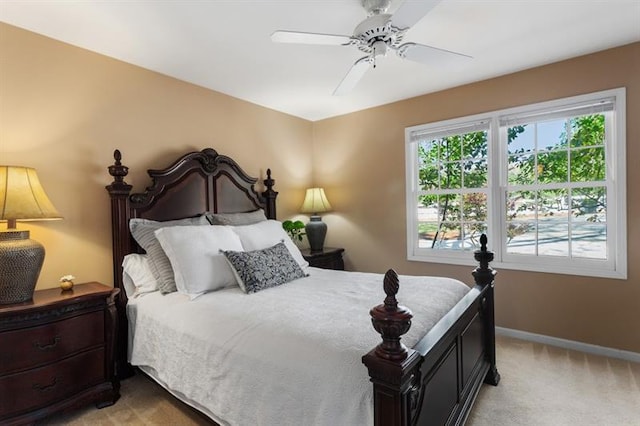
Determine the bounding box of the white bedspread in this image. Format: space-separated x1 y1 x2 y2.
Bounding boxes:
127 267 470 426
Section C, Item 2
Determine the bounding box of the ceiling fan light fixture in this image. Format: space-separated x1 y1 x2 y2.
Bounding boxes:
372 40 388 57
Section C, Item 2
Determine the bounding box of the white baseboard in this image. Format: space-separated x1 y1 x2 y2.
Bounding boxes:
496 327 640 363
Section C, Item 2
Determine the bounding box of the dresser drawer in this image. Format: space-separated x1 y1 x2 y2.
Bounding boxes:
0 347 105 418
0 310 104 374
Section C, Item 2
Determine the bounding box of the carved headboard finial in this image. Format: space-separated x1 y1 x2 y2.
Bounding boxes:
108 149 129 186
369 269 413 361
263 168 278 220
264 168 275 189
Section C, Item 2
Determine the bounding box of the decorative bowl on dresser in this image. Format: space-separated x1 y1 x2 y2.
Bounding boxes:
0 282 120 425
301 247 345 270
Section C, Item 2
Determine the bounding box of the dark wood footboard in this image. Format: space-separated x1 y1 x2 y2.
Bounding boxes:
363 235 499 426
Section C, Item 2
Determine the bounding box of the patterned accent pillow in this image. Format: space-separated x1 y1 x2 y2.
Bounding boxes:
223 242 307 294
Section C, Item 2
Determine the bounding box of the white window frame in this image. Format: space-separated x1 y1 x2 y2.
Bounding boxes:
405 88 627 279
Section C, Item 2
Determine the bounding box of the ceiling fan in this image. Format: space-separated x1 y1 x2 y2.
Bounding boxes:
271 0 472 96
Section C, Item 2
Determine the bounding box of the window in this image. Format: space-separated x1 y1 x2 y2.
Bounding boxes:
405 88 626 279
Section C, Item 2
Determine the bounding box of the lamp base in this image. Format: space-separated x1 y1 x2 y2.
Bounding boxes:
305 215 327 253
0 230 45 305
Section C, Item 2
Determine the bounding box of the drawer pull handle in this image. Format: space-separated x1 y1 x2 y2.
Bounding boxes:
33 377 58 392
34 336 61 351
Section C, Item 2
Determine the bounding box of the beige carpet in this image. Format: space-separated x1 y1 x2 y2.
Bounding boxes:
466 336 640 426
38 335 640 425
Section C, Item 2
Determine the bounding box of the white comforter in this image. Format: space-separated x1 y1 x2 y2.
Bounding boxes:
127 267 470 426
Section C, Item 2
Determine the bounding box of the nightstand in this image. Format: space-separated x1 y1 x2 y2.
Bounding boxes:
301 247 345 270
0 282 120 425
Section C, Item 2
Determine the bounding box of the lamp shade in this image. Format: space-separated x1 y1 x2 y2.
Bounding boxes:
300 188 332 214
300 188 332 253
0 166 62 224
0 166 61 304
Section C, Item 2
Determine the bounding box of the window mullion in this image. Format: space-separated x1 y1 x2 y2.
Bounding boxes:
490 117 503 263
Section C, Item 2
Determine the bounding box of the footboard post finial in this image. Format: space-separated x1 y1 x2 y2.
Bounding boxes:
371 269 413 361
473 234 495 287
472 234 500 386
363 269 422 426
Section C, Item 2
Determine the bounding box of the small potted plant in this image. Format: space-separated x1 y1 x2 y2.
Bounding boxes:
282 220 306 244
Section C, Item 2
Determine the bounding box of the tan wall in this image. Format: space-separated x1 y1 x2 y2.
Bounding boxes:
2 22 638 353
0 23 313 291
313 42 640 353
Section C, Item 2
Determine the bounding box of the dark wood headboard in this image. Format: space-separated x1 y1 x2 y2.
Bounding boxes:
106 148 277 298
105 148 277 377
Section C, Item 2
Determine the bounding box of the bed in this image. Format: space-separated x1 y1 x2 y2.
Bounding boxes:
106 148 499 426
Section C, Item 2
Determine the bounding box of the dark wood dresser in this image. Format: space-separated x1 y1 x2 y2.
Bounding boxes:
0 282 120 425
301 247 345 270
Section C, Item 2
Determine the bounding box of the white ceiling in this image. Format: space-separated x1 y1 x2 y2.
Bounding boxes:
1 0 639 121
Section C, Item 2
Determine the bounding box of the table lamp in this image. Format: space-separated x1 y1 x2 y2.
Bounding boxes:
300 187 332 252
0 166 62 304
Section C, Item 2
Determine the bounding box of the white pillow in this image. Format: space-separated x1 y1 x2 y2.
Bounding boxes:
122 254 159 298
155 225 244 299
232 220 309 269
129 216 209 294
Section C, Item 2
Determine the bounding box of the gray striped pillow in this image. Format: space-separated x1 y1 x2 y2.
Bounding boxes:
129 216 209 294
205 209 267 226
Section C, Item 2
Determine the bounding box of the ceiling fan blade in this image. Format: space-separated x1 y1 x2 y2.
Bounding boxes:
396 42 472 64
271 30 352 46
391 0 443 30
333 56 372 96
